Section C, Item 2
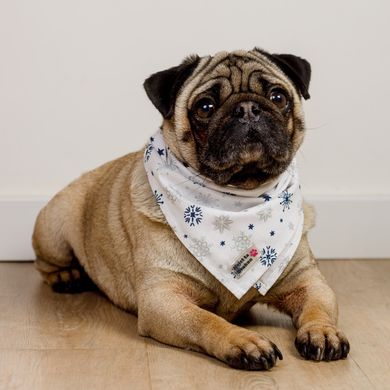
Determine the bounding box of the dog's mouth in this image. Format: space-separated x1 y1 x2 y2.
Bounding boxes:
228 163 272 188
199 161 280 190
196 125 293 189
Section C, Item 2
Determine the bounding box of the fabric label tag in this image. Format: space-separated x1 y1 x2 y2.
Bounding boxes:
231 246 260 279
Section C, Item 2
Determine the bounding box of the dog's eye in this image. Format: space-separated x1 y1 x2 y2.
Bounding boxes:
195 98 215 119
269 89 288 110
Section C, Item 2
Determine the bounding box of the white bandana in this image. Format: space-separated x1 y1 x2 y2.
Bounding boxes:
143 130 304 299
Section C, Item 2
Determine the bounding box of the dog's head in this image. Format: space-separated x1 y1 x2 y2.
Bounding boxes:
144 49 311 189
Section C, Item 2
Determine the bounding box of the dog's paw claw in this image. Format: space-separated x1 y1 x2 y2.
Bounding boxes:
223 330 282 370
295 324 350 361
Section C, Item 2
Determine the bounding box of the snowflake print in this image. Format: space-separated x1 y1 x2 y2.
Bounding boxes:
166 158 179 171
270 230 275 236
259 194 272 202
158 155 179 172
257 207 272 222
153 190 164 205
253 281 262 291
189 237 210 260
166 189 178 203
144 142 154 162
231 231 253 253
234 200 243 208
213 215 233 233
260 246 277 267
220 240 226 247
184 205 203 227
157 148 165 156
195 192 219 207
248 224 254 230
279 190 293 211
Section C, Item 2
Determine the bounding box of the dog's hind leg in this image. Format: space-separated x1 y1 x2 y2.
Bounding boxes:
35 256 96 294
32 196 96 294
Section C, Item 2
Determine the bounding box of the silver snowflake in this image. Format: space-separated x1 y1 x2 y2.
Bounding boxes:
189 237 211 260
234 200 243 208
195 192 219 207
213 215 233 233
257 207 272 222
231 231 253 252
166 189 178 203
157 155 179 172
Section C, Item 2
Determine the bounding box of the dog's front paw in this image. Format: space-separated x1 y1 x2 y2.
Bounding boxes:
221 329 283 370
295 323 350 361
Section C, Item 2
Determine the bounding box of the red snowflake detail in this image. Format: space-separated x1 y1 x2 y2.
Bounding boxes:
249 248 258 257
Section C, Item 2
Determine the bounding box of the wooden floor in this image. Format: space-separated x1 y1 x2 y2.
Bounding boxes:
0 260 389 390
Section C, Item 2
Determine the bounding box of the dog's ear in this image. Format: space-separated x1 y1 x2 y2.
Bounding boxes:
143 55 200 118
254 48 311 100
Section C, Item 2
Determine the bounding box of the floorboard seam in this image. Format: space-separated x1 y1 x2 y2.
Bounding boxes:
144 341 153 390
351 356 375 388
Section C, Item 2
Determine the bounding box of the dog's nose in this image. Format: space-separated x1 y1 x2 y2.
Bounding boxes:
233 101 261 122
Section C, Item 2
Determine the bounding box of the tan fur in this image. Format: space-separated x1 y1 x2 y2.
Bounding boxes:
32 50 348 369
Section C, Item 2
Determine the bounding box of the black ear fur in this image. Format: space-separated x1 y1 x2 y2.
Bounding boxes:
255 48 311 100
143 55 200 118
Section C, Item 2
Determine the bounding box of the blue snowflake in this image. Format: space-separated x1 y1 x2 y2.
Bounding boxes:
157 148 165 156
184 205 203 227
248 224 254 230
260 246 277 267
154 190 164 205
280 218 283 223
259 194 272 202
220 240 225 246
278 190 293 211
184 234 188 239
270 230 275 236
145 142 154 162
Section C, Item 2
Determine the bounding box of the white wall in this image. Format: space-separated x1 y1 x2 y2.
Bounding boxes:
0 0 389 259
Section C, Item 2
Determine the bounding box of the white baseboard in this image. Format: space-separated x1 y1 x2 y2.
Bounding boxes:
0 196 389 260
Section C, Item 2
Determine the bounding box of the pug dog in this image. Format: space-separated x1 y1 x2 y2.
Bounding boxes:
32 48 350 370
